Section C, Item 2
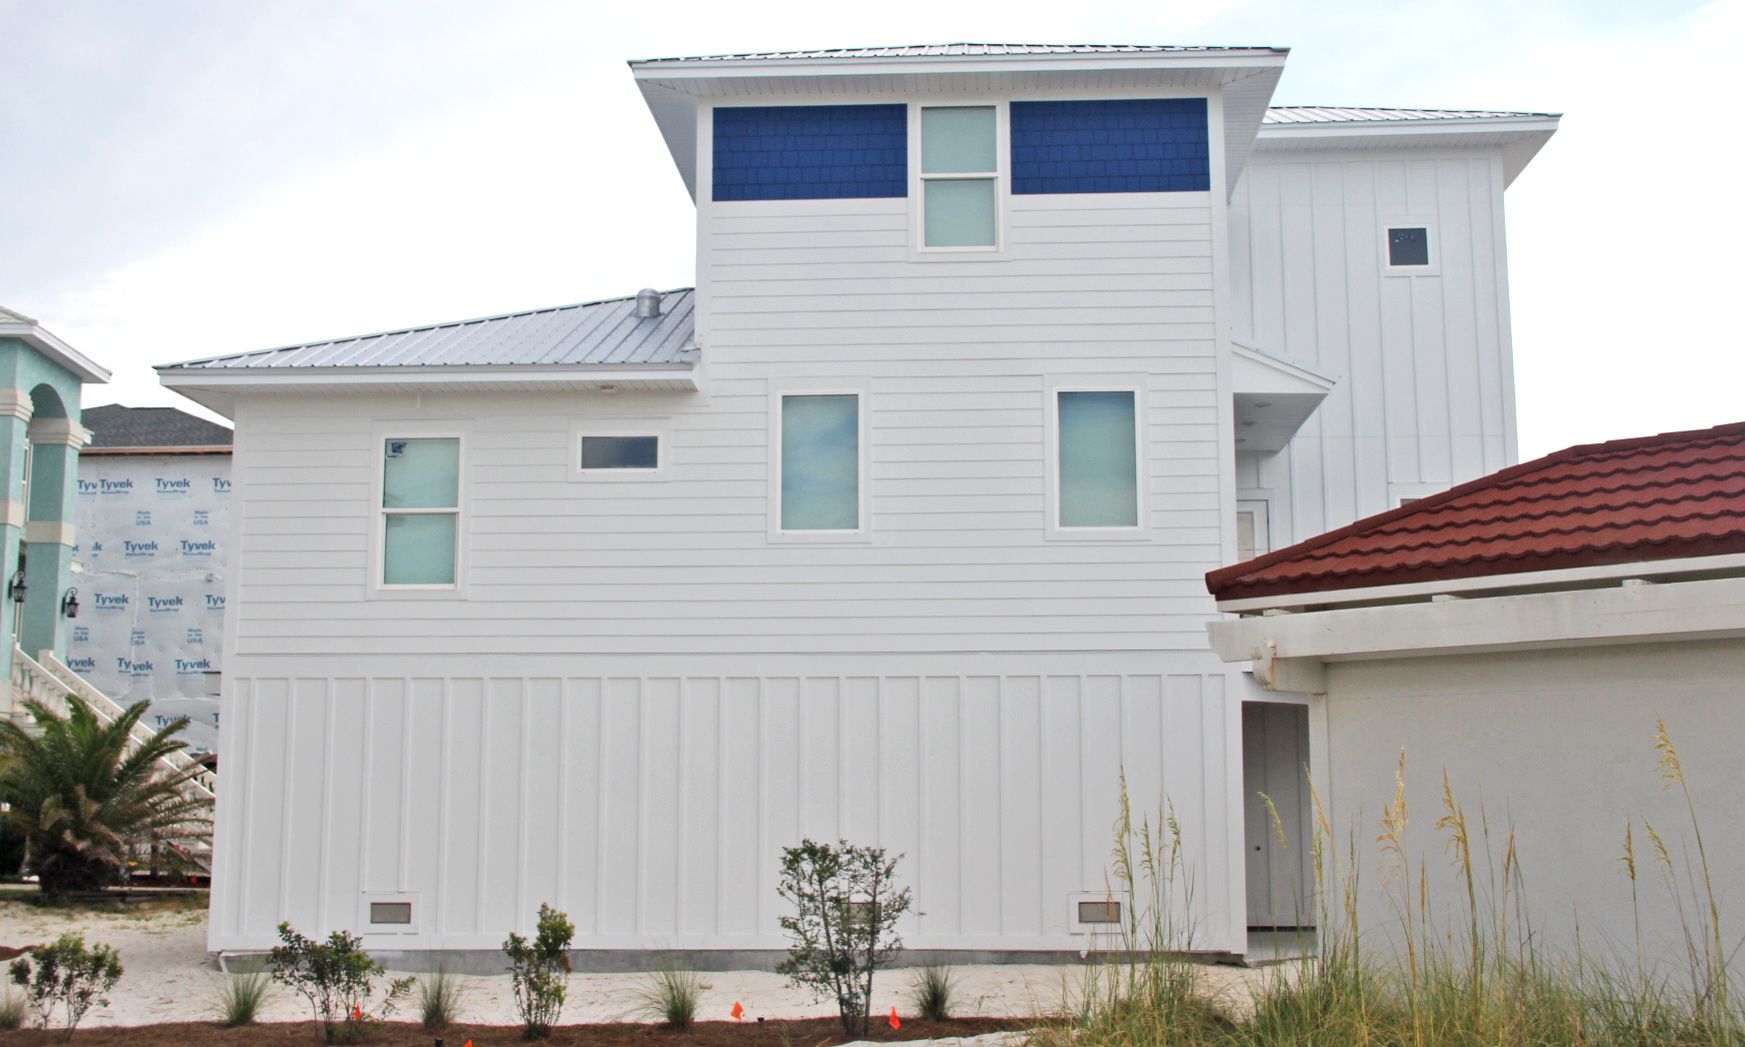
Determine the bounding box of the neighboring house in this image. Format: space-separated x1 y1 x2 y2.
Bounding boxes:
72 405 234 753
1205 422 1745 967
0 307 109 697
156 43 1558 960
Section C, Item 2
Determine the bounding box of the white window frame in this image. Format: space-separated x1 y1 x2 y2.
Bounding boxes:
1380 217 1439 275
1045 378 1149 541
769 384 871 543
568 419 670 482
911 101 1009 256
369 425 466 597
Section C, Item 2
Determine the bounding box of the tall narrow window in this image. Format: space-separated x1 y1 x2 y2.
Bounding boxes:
921 106 998 248
780 394 860 531
1057 391 1139 529
381 437 459 586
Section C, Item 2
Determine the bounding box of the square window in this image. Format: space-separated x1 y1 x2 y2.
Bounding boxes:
1387 227 1431 267
923 178 997 247
921 107 996 173
780 393 860 531
580 434 659 471
1057 390 1139 529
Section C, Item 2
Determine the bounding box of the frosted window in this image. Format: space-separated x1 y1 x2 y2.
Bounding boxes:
383 438 459 508
1058 391 1138 528
581 435 659 470
922 107 996 173
382 436 459 586
924 179 997 247
781 394 859 531
384 514 456 585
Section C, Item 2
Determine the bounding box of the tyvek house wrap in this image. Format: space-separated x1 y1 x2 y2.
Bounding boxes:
68 454 229 752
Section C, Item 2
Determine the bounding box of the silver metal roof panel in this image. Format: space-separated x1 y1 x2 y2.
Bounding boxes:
1264 106 1559 124
634 43 1286 64
162 289 697 371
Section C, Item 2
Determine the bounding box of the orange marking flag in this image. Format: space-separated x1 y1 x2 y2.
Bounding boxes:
731 1001 745 1020
890 1006 902 1030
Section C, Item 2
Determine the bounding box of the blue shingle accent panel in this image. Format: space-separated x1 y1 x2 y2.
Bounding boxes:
712 104 908 201
1009 99 1210 195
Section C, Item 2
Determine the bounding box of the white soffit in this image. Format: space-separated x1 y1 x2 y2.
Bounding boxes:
1231 340 1336 453
633 48 1289 199
1255 109 1560 186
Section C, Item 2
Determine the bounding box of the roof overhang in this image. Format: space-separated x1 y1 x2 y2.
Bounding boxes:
1231 340 1336 453
632 49 1290 200
1255 114 1560 186
157 363 699 420
0 316 111 384
1208 571 1745 694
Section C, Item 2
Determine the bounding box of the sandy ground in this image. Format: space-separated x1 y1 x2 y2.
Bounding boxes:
0 899 1293 1031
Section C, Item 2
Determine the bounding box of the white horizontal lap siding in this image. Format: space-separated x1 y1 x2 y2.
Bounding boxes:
1229 152 1514 549
208 662 1236 954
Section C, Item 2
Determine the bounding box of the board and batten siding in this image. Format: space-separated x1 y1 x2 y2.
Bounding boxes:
209 90 1250 955
1228 150 1518 550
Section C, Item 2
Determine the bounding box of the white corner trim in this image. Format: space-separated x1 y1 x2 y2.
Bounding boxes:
27 417 91 448
24 520 75 547
1 500 23 528
1208 574 1745 668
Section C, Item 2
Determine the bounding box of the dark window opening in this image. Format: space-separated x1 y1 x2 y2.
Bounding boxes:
1388 227 1431 267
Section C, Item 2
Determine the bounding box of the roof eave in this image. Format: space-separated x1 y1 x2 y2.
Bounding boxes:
1255 115 1561 185
0 320 112 384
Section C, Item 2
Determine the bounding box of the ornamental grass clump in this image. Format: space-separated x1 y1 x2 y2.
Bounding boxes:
908 963 960 1022
504 903 575 1040
775 838 913 1037
417 967 464 1030
214 970 271 1027
631 963 701 1030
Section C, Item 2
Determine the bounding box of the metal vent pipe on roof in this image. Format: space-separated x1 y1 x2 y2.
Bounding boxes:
635 288 663 319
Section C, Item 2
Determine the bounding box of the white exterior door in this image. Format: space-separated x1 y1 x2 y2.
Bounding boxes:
1243 700 1314 928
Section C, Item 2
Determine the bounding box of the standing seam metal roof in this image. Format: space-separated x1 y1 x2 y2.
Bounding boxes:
633 43 1286 64
1263 106 1559 124
162 289 697 371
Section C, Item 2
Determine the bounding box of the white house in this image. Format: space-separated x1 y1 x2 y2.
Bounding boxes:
154 43 1558 962
1206 421 1745 969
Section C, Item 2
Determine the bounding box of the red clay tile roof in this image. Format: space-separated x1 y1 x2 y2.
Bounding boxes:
1207 421 1745 602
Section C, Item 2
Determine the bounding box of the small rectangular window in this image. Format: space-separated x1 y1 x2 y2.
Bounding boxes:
1077 900 1122 925
580 434 659 471
381 437 459 586
1057 391 1139 529
780 393 860 531
1387 227 1431 267
369 901 413 925
921 106 998 248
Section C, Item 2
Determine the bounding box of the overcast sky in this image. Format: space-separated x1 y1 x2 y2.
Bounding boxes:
2 0 1737 458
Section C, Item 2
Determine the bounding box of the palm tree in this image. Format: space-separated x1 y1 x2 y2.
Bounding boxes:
0 696 211 893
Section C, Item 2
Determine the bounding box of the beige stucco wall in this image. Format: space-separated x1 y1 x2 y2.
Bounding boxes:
1319 637 1745 975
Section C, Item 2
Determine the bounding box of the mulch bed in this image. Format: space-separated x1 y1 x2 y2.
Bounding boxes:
0 1017 1035 1046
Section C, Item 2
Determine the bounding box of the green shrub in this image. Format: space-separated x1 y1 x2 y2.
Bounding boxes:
215 970 270 1027
266 923 412 1044
417 968 464 1030
632 963 700 1030
504 903 575 1040
776 838 913 1037
7 933 123 1040
0 988 22 1030
908 963 958 1022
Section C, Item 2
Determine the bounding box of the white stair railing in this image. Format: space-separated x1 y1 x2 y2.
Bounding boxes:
10 646 217 802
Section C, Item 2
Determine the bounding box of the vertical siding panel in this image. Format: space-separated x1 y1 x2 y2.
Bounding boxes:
1311 161 1357 529
599 678 641 936
799 676 840 840
404 679 444 918
999 675 1043 936
1040 674 1083 935
838 676 880 844
1247 165 1287 352
481 679 523 934
1163 675 1206 929
760 678 800 935
877 677 922 940
1440 159 1484 481
718 677 760 936
281 679 328 931
1345 161 1391 517
958 675 1002 935
326 678 367 930
920 677 962 936
680 677 721 936
363 678 404 891
523 678 563 919
1079 676 1123 890
639 678 681 936
441 678 483 936
560 678 603 935
242 678 288 936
